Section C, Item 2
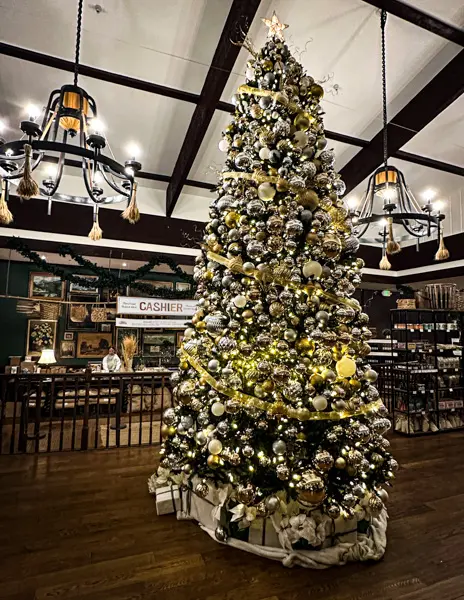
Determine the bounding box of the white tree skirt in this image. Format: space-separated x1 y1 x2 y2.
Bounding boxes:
177 487 388 569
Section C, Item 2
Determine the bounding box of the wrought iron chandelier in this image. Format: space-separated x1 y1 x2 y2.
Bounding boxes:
0 0 142 240
348 10 449 269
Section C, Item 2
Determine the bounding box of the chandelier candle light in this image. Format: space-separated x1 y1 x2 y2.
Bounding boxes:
348 10 448 269
0 0 142 239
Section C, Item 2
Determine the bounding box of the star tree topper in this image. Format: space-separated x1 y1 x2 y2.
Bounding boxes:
261 11 289 40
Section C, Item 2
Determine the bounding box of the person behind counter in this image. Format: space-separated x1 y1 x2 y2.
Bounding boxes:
102 347 121 372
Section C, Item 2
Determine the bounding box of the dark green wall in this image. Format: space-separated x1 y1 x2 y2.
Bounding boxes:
0 260 185 369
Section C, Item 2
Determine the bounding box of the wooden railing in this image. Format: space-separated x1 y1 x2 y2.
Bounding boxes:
0 371 173 454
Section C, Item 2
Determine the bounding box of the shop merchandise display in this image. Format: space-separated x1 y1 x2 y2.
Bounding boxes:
150 16 395 568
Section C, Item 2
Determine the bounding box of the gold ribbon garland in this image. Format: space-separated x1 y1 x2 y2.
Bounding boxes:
183 351 384 422
206 250 359 310
237 84 290 107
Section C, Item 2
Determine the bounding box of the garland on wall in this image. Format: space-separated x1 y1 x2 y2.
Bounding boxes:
7 238 195 299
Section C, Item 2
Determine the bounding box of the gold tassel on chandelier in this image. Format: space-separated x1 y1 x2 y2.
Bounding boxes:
16 144 39 200
0 180 13 225
386 217 401 255
435 235 450 261
88 207 103 241
121 182 140 224
379 253 392 270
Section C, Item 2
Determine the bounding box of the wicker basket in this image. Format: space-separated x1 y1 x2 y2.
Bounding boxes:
40 301 61 320
414 290 431 309
425 283 457 309
16 300 40 315
397 298 416 309
70 304 86 323
91 306 107 322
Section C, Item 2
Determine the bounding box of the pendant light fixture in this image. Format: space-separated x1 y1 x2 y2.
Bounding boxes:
349 10 448 269
0 0 142 239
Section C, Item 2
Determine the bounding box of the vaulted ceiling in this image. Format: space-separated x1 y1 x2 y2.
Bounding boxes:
0 0 463 275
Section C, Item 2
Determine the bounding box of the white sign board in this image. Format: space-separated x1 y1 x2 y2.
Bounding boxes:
117 296 197 316
116 318 189 329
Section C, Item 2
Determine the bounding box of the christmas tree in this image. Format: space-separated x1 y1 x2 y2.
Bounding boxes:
154 14 397 567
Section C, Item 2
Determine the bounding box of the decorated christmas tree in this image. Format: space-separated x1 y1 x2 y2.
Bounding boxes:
152 14 397 567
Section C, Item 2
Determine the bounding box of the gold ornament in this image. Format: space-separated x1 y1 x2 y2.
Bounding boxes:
294 112 311 131
335 457 346 469
262 59 273 71
262 379 275 393
305 232 319 245
207 454 221 468
298 189 320 210
295 338 315 355
336 356 357 378
196 321 206 332
250 104 263 119
225 212 239 228
349 378 362 391
261 11 289 40
242 309 254 321
276 178 289 192
310 83 324 100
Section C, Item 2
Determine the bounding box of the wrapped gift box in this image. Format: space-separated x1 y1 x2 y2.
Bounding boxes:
323 515 358 547
155 484 181 516
248 517 281 548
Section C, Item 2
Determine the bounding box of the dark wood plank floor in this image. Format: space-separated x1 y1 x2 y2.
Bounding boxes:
1 432 464 600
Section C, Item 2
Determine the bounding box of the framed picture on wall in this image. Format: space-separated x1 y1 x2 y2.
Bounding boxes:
26 320 57 357
101 323 112 333
63 332 74 341
176 332 184 348
60 340 75 359
66 293 99 331
28 272 65 300
69 275 99 294
77 332 113 358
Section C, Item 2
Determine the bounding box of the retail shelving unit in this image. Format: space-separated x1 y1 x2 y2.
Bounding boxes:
391 309 464 435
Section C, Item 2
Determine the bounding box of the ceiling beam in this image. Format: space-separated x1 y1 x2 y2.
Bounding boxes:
340 49 464 194
361 0 464 47
165 0 262 217
0 41 200 105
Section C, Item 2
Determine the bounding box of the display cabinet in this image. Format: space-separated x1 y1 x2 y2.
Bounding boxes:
391 309 464 435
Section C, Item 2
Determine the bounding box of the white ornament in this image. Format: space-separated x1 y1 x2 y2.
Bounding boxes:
211 402 225 417
312 395 328 411
218 139 229 152
233 294 247 308
184 328 195 339
259 147 270 160
258 182 276 201
208 439 223 455
303 260 322 278
246 67 255 81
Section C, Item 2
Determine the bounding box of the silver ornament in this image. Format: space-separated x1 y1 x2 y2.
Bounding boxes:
272 439 287 455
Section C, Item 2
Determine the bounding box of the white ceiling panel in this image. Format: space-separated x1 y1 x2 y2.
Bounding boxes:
0 0 233 94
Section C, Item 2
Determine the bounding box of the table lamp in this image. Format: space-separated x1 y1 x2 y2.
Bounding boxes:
38 348 57 366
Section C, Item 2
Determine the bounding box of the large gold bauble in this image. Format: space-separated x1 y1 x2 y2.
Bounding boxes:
262 59 274 71
276 178 289 192
310 373 324 386
349 378 361 391
294 112 311 131
196 321 206 332
225 211 239 228
207 454 221 468
242 309 254 321
310 83 324 99
336 356 357 378
250 104 263 119
299 489 326 505
295 337 315 355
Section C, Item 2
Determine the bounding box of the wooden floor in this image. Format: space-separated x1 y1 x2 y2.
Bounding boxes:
1 433 464 600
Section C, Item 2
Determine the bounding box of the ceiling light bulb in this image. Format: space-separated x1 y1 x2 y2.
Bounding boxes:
125 166 134 176
40 255 46 261
422 188 436 202
379 186 396 202
379 217 388 227
122 262 127 267
90 118 105 133
5 148 13 157
126 142 141 159
432 199 445 212
26 104 41 121
94 171 103 184
45 164 58 178
346 197 359 210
